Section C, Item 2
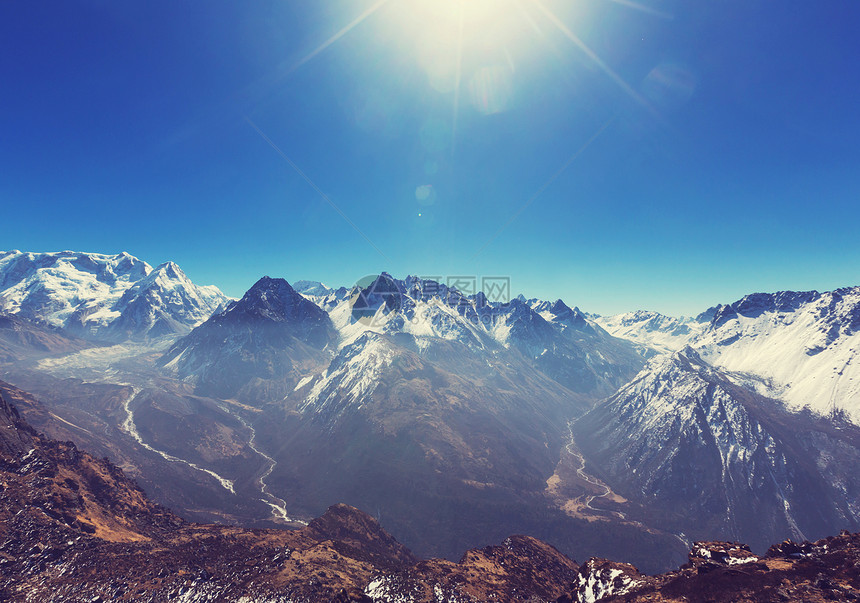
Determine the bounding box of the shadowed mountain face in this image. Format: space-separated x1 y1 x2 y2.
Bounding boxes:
159 276 338 403
261 328 609 562
572 348 860 550
0 313 94 362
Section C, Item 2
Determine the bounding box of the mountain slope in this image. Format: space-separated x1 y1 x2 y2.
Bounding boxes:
159 276 338 402
0 313 94 363
2 388 859 602
0 392 179 548
692 287 860 421
572 348 860 550
0 390 583 602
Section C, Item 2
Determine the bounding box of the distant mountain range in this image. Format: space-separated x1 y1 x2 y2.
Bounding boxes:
594 310 706 355
0 251 228 341
2 250 860 575
157 273 662 563
596 289 860 422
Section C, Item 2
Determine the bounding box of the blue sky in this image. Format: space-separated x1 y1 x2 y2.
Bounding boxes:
3 0 859 316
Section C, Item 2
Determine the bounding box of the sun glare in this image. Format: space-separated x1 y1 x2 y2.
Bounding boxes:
415 0 503 25
376 0 522 122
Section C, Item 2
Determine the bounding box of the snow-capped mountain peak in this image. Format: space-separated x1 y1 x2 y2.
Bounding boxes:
0 251 228 341
233 277 317 322
293 280 334 298
158 277 337 402
315 273 646 397
692 286 860 421
106 260 229 340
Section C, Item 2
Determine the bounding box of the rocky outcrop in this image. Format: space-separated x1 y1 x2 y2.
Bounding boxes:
365 535 579 602
557 533 860 602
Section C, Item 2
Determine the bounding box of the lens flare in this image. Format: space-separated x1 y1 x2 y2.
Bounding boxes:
415 184 437 205
468 65 514 115
642 62 696 111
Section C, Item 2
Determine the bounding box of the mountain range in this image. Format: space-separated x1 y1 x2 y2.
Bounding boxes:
0 251 228 341
1 250 860 581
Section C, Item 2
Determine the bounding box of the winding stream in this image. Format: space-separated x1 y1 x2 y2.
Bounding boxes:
121 387 236 495
234 413 306 525
565 421 691 549
564 421 614 513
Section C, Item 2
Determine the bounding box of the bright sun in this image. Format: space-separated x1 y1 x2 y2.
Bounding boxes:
380 0 521 103
293 0 642 121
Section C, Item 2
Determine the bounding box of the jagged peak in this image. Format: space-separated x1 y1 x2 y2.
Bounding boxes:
550 298 572 315
141 261 187 284
218 277 332 329
240 276 301 305
245 275 295 295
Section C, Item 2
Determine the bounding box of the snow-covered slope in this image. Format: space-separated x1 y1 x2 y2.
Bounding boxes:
105 261 226 340
573 348 860 549
594 288 860 422
167 272 636 411
595 310 705 355
0 251 229 341
692 288 860 422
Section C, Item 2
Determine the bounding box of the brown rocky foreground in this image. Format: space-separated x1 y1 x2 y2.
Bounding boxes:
1 392 858 602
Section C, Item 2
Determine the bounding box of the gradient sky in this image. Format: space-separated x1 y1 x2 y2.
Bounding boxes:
3 0 859 316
